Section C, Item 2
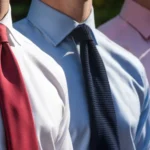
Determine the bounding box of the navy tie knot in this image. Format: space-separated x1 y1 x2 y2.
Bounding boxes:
71 24 93 43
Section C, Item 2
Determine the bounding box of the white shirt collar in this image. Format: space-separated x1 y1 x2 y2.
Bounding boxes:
0 6 21 45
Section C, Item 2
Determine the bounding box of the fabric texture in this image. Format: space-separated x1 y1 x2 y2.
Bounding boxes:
14 0 150 149
0 24 38 150
71 24 120 150
98 0 150 83
0 6 72 150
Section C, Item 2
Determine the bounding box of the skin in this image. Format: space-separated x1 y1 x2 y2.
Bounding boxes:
41 0 92 22
136 0 150 10
0 0 9 20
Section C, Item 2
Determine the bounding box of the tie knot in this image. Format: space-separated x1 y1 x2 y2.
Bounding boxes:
0 24 8 43
71 24 93 43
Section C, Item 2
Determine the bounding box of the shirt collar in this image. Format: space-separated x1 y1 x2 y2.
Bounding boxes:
27 0 95 46
120 0 150 39
0 6 21 45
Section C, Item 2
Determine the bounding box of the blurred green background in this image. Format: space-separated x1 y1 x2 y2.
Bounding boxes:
10 0 124 27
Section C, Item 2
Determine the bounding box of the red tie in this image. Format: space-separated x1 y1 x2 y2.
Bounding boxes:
0 24 39 150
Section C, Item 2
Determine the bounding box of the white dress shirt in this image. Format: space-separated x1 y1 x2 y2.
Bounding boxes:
0 7 73 150
14 0 150 150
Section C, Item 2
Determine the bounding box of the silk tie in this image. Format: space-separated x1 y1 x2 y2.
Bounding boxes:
0 24 39 150
70 24 120 150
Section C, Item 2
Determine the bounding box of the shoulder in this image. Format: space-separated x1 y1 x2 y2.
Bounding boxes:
14 18 35 37
98 15 127 39
94 29 149 107
14 18 41 45
94 28 147 89
12 25 39 50
14 18 29 30
14 18 29 29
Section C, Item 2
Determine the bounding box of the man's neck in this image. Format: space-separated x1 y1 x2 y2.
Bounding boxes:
41 0 92 22
0 0 9 20
135 0 150 10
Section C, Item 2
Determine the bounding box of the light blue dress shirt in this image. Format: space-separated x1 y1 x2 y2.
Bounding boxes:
14 0 150 149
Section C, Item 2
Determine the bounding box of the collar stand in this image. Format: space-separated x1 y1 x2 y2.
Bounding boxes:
120 0 150 39
27 0 96 46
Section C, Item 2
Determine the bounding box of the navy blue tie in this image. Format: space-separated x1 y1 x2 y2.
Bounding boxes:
70 24 120 150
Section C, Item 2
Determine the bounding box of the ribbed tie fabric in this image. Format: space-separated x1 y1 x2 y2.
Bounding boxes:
70 24 120 150
0 24 39 150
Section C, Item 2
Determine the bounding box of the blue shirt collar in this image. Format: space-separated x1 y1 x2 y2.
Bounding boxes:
27 0 95 46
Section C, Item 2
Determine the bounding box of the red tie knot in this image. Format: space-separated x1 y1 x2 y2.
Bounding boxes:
0 24 8 43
